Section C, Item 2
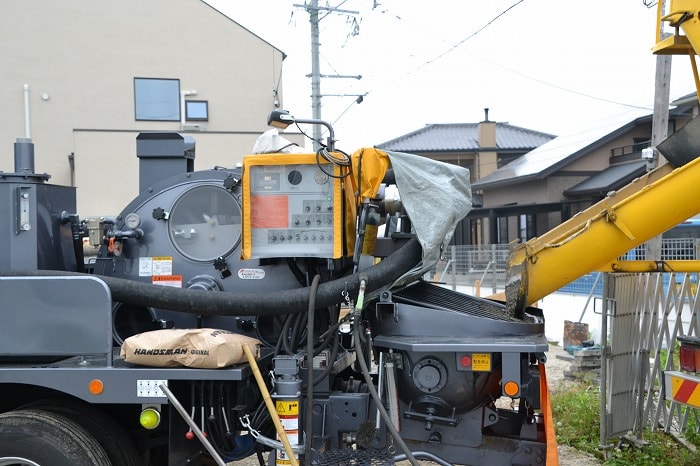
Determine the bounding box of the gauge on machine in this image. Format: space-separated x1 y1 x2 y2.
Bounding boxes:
124 213 141 229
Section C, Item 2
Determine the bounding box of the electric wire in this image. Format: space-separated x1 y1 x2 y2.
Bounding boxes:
290 120 352 178
329 0 526 126
398 0 525 79
329 0 652 127
315 147 352 179
310 328 341 387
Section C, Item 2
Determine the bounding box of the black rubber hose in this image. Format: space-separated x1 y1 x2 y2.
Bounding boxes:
305 275 320 466
352 279 419 466
278 314 296 356
68 215 86 274
0 237 421 317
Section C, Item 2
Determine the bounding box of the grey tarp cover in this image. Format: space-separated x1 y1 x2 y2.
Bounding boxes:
385 150 472 286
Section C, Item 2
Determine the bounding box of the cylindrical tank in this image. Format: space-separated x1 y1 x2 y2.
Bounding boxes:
95 168 305 342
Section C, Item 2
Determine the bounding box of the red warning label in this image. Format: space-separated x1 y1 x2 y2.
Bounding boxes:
251 196 288 228
152 275 183 288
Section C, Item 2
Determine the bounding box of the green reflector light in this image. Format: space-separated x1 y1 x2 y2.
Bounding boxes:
140 408 161 430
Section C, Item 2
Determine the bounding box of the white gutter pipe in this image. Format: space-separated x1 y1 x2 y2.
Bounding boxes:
23 84 31 139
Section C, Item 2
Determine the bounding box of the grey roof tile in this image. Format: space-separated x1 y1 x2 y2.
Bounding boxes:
564 161 648 197
375 123 555 152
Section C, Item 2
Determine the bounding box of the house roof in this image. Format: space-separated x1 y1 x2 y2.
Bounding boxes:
471 110 652 191
671 91 698 106
564 161 647 197
375 123 555 152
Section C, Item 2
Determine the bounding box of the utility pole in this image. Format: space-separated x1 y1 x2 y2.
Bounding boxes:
646 0 673 261
295 1 360 151
310 0 321 147
646 53 672 261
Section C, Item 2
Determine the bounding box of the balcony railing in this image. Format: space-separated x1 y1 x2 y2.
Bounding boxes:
609 141 650 163
434 239 700 294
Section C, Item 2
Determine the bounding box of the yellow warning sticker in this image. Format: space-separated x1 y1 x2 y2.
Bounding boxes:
276 400 299 415
471 353 491 372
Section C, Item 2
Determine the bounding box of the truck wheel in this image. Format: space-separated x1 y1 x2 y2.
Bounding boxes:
0 409 110 466
21 399 141 466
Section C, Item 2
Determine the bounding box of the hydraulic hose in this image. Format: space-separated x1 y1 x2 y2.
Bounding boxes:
305 274 320 466
352 279 419 466
0 237 421 317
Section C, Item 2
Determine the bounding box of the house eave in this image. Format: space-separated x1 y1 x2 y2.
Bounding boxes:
473 114 653 191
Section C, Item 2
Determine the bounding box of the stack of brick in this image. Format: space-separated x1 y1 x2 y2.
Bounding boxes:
562 346 601 382
559 319 601 383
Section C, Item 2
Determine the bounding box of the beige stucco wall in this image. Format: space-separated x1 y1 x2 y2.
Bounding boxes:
0 0 302 216
72 130 276 216
564 124 652 172
483 175 588 207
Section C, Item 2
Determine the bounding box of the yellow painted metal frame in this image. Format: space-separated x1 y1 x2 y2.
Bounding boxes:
653 0 700 100
240 153 343 260
598 260 700 273
507 157 700 310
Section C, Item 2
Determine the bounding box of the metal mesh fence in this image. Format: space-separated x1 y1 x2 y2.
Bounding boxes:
605 272 700 443
433 244 509 294
435 239 700 294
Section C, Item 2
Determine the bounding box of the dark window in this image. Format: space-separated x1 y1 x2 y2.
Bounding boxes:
134 78 180 121
497 216 508 244
185 100 209 121
519 214 537 242
497 153 521 168
632 137 650 153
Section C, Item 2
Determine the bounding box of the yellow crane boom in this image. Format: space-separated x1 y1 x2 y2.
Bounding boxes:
505 154 700 314
505 0 700 315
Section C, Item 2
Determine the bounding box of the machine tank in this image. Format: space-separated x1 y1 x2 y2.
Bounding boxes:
0 138 77 271
94 133 313 344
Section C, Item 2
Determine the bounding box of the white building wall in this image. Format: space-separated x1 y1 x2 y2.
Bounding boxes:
0 0 301 216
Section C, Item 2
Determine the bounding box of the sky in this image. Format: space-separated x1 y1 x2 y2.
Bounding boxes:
204 0 697 151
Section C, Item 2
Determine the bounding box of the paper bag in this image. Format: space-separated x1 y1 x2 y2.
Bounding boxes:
120 328 260 369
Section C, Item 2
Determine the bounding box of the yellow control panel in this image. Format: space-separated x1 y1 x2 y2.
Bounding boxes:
241 153 343 260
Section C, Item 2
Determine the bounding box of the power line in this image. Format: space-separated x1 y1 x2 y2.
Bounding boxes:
331 1 525 125
330 0 652 126
460 49 653 111
401 0 524 78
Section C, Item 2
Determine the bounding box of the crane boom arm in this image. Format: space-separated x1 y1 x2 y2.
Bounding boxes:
504 1 700 316
505 154 700 315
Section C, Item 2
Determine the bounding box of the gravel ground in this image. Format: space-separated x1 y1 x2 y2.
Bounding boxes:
546 344 603 466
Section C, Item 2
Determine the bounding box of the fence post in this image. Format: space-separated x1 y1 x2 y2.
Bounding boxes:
451 245 457 291
468 244 472 272
636 348 648 438
491 244 497 294
600 273 611 450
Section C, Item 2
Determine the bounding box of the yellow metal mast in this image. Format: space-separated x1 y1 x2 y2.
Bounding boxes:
652 0 700 99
